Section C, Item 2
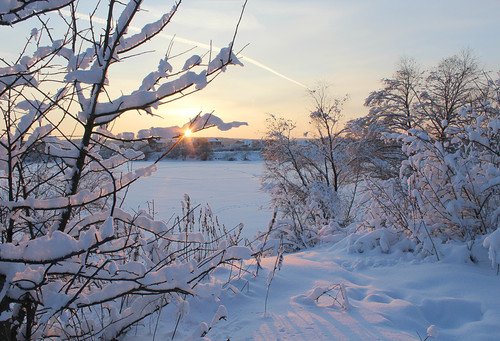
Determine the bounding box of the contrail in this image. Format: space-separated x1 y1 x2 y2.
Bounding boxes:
152 33 310 89
238 55 309 89
62 10 309 90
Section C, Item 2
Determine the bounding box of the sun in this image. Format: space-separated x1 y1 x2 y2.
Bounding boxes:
184 128 193 137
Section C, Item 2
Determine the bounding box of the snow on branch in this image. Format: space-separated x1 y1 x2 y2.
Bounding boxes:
137 113 247 139
187 113 248 132
208 43 244 74
118 4 179 54
0 164 157 210
0 0 75 25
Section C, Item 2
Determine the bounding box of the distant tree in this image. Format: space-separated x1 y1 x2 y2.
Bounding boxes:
195 138 213 161
365 57 423 133
418 50 481 141
344 116 404 180
362 52 485 180
361 58 423 180
366 52 484 142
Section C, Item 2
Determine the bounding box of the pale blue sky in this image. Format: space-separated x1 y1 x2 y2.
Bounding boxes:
2 1 499 138
132 0 500 137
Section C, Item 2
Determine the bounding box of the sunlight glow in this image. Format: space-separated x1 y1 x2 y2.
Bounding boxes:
184 129 193 137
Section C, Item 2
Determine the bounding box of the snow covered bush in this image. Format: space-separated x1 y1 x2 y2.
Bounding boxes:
399 126 498 242
353 56 499 257
262 87 359 250
0 1 250 339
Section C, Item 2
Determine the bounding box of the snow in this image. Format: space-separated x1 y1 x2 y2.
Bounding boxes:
186 113 248 131
483 228 500 269
119 5 177 53
125 240 500 341
207 44 244 74
139 57 173 91
123 161 273 238
0 230 81 263
121 161 500 341
65 69 106 85
183 55 202 71
100 216 114 239
118 131 135 140
0 0 16 13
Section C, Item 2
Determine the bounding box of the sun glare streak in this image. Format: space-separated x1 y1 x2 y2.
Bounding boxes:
184 129 193 137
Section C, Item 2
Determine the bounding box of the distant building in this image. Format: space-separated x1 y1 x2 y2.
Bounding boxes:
118 132 135 140
207 138 223 148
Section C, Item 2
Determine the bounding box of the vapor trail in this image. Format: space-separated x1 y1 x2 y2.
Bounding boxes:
238 55 309 89
63 10 309 89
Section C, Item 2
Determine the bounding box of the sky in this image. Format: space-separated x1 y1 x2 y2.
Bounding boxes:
2 0 500 138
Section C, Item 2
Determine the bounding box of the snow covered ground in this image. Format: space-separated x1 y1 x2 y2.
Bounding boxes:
123 160 273 238
124 161 500 341
124 240 500 341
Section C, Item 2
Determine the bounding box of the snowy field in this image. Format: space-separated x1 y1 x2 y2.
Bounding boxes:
124 160 273 238
123 161 500 341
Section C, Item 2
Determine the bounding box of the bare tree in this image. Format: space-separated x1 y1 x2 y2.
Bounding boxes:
418 50 480 141
365 57 423 133
308 85 349 192
0 1 76 25
262 86 353 249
